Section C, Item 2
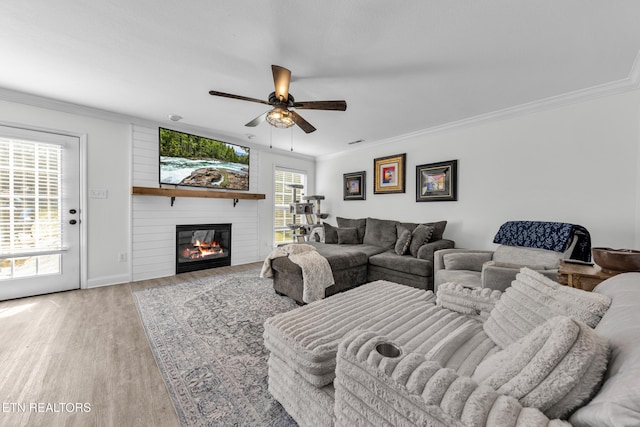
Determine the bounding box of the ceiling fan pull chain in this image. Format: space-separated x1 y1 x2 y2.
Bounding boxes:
290 127 294 152
270 126 273 149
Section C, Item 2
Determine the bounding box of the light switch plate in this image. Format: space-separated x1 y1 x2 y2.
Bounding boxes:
89 188 108 199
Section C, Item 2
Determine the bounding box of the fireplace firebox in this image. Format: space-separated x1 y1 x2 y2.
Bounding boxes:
175 223 231 274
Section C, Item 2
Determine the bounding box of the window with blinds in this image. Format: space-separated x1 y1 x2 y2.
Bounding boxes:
274 168 306 245
0 138 62 279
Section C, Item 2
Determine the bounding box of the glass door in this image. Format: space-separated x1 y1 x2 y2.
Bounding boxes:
0 126 80 300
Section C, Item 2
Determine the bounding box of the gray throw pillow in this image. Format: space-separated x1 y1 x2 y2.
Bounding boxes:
395 225 412 255
337 227 359 245
409 224 434 257
323 222 338 244
336 217 366 244
363 217 399 249
400 220 447 241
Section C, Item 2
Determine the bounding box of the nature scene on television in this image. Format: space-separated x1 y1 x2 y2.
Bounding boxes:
159 128 250 191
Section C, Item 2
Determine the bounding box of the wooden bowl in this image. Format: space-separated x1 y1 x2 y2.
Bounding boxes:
592 247 640 274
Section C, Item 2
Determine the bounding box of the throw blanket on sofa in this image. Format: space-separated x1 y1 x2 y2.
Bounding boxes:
493 220 592 262
261 244 334 303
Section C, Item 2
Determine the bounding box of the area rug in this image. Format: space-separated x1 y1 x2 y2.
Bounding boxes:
132 269 299 426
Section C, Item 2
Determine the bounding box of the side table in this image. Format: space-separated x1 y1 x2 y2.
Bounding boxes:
557 260 619 292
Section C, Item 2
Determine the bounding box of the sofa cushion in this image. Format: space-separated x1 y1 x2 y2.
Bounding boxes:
473 316 610 419
443 252 494 271
436 282 502 316
363 217 398 249
368 251 432 277
483 260 549 271
337 227 359 245
309 241 386 259
394 225 412 255
492 245 563 269
323 222 338 244
336 217 366 244
483 268 612 349
435 270 482 290
569 272 640 427
400 220 447 241
409 224 434 257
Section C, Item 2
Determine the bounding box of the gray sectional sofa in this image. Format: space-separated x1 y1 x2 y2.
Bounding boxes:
269 217 455 303
264 269 640 427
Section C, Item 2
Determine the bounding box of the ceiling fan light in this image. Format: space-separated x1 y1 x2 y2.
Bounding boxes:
266 108 294 129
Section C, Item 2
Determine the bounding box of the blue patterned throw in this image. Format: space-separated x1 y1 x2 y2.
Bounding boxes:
493 221 592 262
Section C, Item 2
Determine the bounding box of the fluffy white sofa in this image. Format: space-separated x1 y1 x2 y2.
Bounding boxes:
263 268 640 426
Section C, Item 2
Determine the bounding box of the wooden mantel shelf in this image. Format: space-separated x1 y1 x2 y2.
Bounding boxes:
132 186 266 206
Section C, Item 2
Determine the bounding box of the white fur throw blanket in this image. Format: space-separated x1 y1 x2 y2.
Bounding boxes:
260 243 334 303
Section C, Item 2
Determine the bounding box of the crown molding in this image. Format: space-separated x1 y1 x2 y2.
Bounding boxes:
2 47 639 164
0 87 159 127
0 87 314 161
319 49 640 161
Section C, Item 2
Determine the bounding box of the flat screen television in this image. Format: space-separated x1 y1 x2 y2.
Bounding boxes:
159 127 250 191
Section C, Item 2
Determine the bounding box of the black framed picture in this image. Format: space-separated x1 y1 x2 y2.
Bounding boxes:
343 171 366 200
416 159 458 202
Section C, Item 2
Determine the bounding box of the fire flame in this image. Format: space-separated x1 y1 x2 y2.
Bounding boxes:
182 240 223 259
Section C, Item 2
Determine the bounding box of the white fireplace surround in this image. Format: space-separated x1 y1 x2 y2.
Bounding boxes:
131 125 262 281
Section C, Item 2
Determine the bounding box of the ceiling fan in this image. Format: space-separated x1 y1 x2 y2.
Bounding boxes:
209 65 347 134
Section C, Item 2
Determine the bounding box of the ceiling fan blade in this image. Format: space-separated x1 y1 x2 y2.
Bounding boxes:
272 65 291 103
292 100 347 111
289 110 316 134
245 111 269 127
209 90 270 105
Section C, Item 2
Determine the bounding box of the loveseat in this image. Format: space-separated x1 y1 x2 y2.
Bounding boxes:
269 217 455 303
264 269 640 426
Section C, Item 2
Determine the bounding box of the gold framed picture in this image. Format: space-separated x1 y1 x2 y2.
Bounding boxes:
374 153 406 194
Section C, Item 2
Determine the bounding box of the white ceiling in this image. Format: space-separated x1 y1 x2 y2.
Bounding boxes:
1 1 640 157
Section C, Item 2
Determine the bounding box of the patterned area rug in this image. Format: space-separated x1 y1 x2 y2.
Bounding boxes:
133 269 299 426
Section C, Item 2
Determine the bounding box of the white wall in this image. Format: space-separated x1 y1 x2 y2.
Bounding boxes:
0 98 316 285
636 102 640 249
0 99 131 287
256 150 316 260
317 89 640 251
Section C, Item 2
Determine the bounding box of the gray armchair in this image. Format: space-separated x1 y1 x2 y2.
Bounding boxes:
434 238 578 292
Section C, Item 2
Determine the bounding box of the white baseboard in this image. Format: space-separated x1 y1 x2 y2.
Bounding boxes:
85 273 131 289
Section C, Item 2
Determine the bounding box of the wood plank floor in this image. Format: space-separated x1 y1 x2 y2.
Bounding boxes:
0 262 263 427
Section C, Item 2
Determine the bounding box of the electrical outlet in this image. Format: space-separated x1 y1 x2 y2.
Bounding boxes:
118 252 127 262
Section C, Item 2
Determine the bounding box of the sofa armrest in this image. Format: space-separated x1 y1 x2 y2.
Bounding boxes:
335 330 569 427
433 248 494 272
417 239 456 262
481 262 559 292
436 282 502 319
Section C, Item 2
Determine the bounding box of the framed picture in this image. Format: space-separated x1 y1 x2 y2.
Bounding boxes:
373 153 406 194
343 171 366 200
416 159 458 202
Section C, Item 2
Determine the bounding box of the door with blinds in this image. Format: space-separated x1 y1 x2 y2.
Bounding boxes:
0 126 80 300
